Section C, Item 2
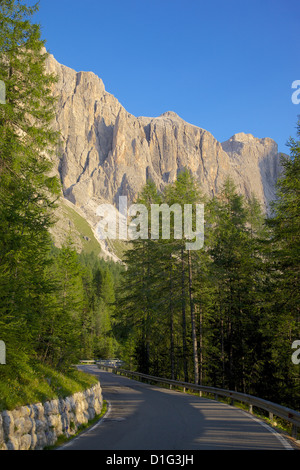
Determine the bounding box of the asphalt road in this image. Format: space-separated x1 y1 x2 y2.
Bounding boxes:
59 365 294 451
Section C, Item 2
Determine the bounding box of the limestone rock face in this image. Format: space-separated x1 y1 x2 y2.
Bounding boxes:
45 52 283 231
221 133 282 208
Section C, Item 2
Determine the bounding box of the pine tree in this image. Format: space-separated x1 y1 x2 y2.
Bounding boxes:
0 0 60 365
266 118 300 407
116 171 208 382
208 178 266 391
35 242 84 368
164 169 206 384
115 180 162 373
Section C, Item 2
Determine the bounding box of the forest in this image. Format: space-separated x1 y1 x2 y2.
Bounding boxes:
113 164 300 410
0 0 299 412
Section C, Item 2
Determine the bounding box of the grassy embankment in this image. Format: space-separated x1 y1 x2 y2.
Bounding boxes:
0 360 99 412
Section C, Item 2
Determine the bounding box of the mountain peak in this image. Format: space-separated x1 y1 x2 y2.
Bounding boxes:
159 111 182 119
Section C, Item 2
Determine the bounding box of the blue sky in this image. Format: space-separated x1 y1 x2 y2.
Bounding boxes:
34 0 300 153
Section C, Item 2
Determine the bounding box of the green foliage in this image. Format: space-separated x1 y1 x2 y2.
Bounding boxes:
61 202 102 256
0 0 299 416
0 0 60 371
115 157 300 409
264 117 300 407
0 359 98 412
0 2 123 409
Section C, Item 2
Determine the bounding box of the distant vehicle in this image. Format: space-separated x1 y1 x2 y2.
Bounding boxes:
96 359 124 368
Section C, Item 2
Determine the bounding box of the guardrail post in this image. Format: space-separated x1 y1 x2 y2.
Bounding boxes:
249 404 253 414
292 424 298 439
269 411 274 423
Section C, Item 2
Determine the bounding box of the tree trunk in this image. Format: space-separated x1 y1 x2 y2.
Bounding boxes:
169 254 175 380
181 247 188 382
198 303 203 385
188 250 199 384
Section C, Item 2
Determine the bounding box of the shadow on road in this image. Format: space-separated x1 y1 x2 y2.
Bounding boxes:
61 366 293 451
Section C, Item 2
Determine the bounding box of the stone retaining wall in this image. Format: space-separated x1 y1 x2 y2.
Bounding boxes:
0 382 103 450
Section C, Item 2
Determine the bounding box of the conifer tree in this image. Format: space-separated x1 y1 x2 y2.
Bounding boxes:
164 169 205 384
115 180 162 373
208 178 266 391
0 0 60 364
266 119 300 406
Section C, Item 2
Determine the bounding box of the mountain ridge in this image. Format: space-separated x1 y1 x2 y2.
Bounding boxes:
45 51 283 257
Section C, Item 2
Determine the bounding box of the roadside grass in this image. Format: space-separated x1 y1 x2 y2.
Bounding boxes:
0 360 99 412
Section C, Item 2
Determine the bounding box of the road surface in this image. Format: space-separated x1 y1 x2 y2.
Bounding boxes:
59 365 294 451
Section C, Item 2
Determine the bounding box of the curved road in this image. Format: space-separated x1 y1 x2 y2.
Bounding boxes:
60 365 294 451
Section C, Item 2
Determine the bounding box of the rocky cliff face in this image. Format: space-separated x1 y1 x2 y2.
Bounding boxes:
45 52 282 239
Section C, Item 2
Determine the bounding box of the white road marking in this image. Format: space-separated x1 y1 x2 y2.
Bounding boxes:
58 400 112 449
239 410 294 450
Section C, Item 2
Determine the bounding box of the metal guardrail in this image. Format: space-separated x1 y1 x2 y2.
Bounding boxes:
98 365 300 439
97 359 125 368
79 359 124 367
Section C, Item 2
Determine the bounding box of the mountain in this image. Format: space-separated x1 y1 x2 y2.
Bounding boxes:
45 52 283 258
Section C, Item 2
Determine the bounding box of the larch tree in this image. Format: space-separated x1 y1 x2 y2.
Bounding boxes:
0 0 60 365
